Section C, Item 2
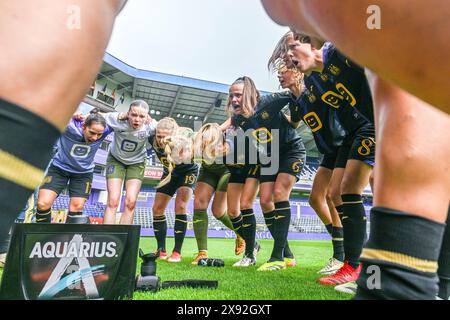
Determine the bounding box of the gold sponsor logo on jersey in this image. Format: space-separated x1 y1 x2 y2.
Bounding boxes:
321 91 343 108
336 83 357 107
321 83 357 108
320 73 329 82
252 127 272 143
303 112 322 132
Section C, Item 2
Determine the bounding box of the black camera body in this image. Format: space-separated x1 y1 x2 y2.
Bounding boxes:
135 249 161 292
65 214 91 224
134 250 221 293
135 274 161 292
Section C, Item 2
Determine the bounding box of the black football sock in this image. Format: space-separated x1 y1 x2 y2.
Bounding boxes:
173 214 187 254
269 201 291 262
153 215 167 252
332 226 345 262
65 211 89 224
241 209 256 258
335 204 344 221
341 194 367 269
264 211 275 236
265 210 293 259
36 208 52 223
437 208 450 300
355 207 445 300
0 100 60 255
231 214 244 239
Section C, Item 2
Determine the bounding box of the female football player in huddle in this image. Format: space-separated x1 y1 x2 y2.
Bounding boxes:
204 76 304 270
261 1 450 300
224 76 306 271
101 100 157 225
272 31 375 291
191 123 245 265
268 53 345 275
37 110 111 224
195 120 261 267
148 118 199 263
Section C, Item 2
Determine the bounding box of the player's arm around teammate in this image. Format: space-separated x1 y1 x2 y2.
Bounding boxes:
269 53 344 273
36 112 110 223
149 119 199 263
272 55 336 226
230 76 306 271
225 78 264 267
102 100 156 225
283 33 376 289
191 124 244 264
199 81 261 267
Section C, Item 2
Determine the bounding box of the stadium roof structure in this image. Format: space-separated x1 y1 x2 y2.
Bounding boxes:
90 52 318 156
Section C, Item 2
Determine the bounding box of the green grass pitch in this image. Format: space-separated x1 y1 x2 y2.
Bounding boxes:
0 237 351 300
133 237 350 300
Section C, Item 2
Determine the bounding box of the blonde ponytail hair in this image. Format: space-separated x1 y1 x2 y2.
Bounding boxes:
156 127 194 188
193 123 224 164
